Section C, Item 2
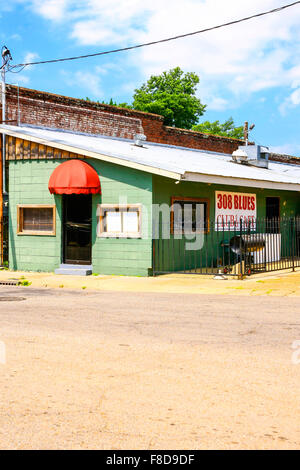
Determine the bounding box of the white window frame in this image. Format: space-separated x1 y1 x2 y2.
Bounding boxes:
97 204 142 238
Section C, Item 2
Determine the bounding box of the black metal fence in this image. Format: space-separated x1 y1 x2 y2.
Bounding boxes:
152 216 300 277
0 215 8 267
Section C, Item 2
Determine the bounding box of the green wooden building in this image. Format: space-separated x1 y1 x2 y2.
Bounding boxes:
1 124 300 276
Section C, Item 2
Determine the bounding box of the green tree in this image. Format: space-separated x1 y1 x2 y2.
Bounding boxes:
84 97 132 109
101 98 132 108
85 69 243 137
192 118 243 139
131 67 206 129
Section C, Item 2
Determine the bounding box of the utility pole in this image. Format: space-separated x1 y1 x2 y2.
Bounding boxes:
243 121 249 145
244 121 255 147
1 57 6 195
1 46 11 194
0 45 12 265
0 50 4 265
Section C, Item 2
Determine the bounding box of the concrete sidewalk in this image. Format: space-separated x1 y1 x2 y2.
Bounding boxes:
1 267 300 296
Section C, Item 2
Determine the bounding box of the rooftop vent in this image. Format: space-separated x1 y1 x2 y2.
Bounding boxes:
134 133 147 147
232 144 269 169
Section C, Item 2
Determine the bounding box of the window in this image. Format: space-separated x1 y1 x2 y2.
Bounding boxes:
17 205 56 235
98 204 142 238
266 197 280 219
171 197 210 234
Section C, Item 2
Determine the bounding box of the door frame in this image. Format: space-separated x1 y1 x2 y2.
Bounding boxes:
62 194 92 265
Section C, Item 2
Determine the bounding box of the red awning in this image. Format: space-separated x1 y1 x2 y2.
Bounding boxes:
48 160 101 195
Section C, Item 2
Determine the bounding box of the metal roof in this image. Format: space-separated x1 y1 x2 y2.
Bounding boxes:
1 124 300 191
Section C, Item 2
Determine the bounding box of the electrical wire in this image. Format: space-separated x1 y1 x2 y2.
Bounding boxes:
8 1 300 71
7 65 27 74
0 59 10 71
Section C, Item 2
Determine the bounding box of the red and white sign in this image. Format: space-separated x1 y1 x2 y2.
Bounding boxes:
215 191 256 231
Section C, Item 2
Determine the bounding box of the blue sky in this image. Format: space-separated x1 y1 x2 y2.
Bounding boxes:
1 0 300 156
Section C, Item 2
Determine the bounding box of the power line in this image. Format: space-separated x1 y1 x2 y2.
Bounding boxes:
8 65 27 73
8 1 300 71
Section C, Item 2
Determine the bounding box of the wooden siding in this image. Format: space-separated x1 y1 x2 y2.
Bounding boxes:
6 136 84 161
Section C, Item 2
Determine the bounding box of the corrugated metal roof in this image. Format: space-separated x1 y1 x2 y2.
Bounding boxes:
1 124 300 191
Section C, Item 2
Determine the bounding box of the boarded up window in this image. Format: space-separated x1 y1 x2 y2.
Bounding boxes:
98 204 142 238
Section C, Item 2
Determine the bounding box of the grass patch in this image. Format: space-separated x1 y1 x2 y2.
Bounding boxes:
18 279 32 286
0 261 9 270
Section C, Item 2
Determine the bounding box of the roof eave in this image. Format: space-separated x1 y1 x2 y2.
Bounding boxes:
0 127 183 181
1 127 300 190
183 172 300 192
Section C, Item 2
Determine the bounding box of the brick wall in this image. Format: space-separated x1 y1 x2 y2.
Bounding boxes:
4 85 243 154
268 153 300 165
5 86 144 140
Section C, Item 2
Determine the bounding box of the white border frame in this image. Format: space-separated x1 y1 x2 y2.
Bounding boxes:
97 203 142 238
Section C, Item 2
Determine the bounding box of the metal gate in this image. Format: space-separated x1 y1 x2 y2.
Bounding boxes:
153 216 300 277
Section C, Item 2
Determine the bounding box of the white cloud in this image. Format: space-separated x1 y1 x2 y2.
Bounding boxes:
7 51 39 85
1 0 70 20
288 88 300 106
280 87 300 114
30 0 70 21
70 20 127 46
15 75 30 84
20 0 300 111
23 52 39 64
68 0 150 46
204 96 229 111
10 33 22 41
61 69 103 98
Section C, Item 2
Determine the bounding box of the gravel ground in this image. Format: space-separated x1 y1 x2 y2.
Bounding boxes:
0 286 299 449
